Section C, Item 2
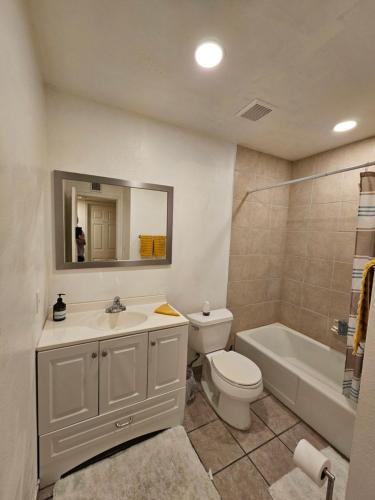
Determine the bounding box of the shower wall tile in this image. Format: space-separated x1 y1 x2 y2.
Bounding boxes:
311 175 342 204
289 181 313 206
281 279 301 306
306 231 335 260
301 284 330 316
331 261 353 292
283 255 306 281
280 137 375 352
228 139 375 353
334 232 356 263
227 145 291 346
299 308 329 344
287 204 310 230
329 290 351 320
285 231 308 256
279 301 301 331
338 201 358 232
307 202 340 232
269 206 288 228
304 258 333 288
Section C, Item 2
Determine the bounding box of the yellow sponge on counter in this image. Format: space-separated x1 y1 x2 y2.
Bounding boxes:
154 303 180 316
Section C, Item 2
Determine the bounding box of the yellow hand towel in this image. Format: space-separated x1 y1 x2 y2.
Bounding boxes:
353 258 375 353
139 235 154 257
153 235 166 257
154 303 180 316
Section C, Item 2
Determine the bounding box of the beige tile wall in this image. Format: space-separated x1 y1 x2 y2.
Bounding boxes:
228 146 291 343
229 138 375 352
280 137 375 353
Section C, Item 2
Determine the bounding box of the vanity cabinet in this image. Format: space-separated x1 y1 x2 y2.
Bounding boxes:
99 332 148 413
38 342 99 434
37 325 188 487
148 326 187 398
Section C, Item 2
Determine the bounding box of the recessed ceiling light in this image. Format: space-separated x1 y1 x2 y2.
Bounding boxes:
333 120 357 132
195 41 223 69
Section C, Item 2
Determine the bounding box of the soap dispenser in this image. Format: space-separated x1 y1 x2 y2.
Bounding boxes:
53 293 66 322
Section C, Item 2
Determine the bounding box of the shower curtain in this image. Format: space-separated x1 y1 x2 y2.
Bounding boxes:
343 171 375 403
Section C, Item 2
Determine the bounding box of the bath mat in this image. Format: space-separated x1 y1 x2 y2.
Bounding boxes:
53 425 220 500
269 447 348 500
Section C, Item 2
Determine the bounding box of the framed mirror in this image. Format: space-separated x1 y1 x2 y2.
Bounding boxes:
54 171 173 269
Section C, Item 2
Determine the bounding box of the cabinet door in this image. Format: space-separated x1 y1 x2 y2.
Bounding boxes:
99 333 148 413
148 326 188 398
38 342 99 435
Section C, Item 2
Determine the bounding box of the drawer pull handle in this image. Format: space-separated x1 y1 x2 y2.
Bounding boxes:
102 351 108 357
150 341 156 346
115 417 133 429
91 352 98 359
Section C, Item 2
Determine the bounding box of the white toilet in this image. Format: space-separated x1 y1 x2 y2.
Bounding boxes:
187 308 263 430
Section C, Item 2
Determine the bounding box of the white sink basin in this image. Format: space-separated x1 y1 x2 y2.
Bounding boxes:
94 311 148 331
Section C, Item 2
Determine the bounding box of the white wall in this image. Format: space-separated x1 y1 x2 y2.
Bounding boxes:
129 189 167 260
0 1 47 499
47 89 236 313
346 281 375 500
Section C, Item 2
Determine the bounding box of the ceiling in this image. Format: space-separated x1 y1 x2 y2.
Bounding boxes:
28 0 375 160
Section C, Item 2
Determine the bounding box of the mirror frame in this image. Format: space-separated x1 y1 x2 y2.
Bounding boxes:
54 170 173 269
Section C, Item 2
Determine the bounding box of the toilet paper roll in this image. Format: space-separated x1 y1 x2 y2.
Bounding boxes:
293 439 331 487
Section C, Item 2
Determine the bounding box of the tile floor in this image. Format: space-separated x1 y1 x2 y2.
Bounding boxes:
184 367 328 500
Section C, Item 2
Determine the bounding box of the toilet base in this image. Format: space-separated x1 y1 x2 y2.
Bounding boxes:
201 358 254 430
218 393 252 430
201 378 252 430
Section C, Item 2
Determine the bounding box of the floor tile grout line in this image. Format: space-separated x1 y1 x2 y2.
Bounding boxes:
245 453 272 487
210 451 247 477
247 435 296 488
276 420 301 438
250 397 301 436
245 435 276 455
185 416 219 434
224 416 276 456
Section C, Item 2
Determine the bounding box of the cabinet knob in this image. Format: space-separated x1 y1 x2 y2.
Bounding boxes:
150 341 156 346
102 351 108 357
91 352 98 359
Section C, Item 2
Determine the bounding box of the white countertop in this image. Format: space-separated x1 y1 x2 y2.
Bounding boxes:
37 298 189 351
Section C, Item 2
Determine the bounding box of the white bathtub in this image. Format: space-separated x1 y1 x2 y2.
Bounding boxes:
236 323 356 458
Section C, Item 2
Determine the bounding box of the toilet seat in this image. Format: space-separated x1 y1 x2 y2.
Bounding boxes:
211 351 262 388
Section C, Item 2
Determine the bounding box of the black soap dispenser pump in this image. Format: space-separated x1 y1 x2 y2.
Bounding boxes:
53 293 66 322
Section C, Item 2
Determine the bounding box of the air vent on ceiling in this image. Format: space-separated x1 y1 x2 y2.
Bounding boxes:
91 182 101 192
237 99 274 121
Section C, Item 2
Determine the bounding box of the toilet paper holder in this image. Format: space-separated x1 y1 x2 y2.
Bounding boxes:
321 468 335 500
293 439 336 500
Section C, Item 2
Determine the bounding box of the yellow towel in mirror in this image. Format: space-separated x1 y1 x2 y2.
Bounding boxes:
153 235 166 257
139 235 154 257
154 303 180 316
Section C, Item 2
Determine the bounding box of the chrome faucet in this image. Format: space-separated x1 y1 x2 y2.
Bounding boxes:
105 296 126 313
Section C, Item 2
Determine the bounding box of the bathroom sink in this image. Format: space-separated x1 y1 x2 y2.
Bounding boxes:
94 311 148 331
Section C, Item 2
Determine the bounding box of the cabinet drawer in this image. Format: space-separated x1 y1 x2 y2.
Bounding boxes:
38 342 99 434
39 389 185 486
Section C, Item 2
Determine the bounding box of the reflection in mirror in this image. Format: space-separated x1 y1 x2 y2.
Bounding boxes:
55 171 172 269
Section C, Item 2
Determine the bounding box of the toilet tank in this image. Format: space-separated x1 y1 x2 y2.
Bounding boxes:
187 309 233 354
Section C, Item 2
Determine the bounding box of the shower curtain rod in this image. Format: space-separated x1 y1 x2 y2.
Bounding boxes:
247 159 375 194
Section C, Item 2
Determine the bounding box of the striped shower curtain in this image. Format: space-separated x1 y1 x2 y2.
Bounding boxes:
343 172 375 403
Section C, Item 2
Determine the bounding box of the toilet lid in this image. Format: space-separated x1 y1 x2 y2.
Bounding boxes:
212 351 262 387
